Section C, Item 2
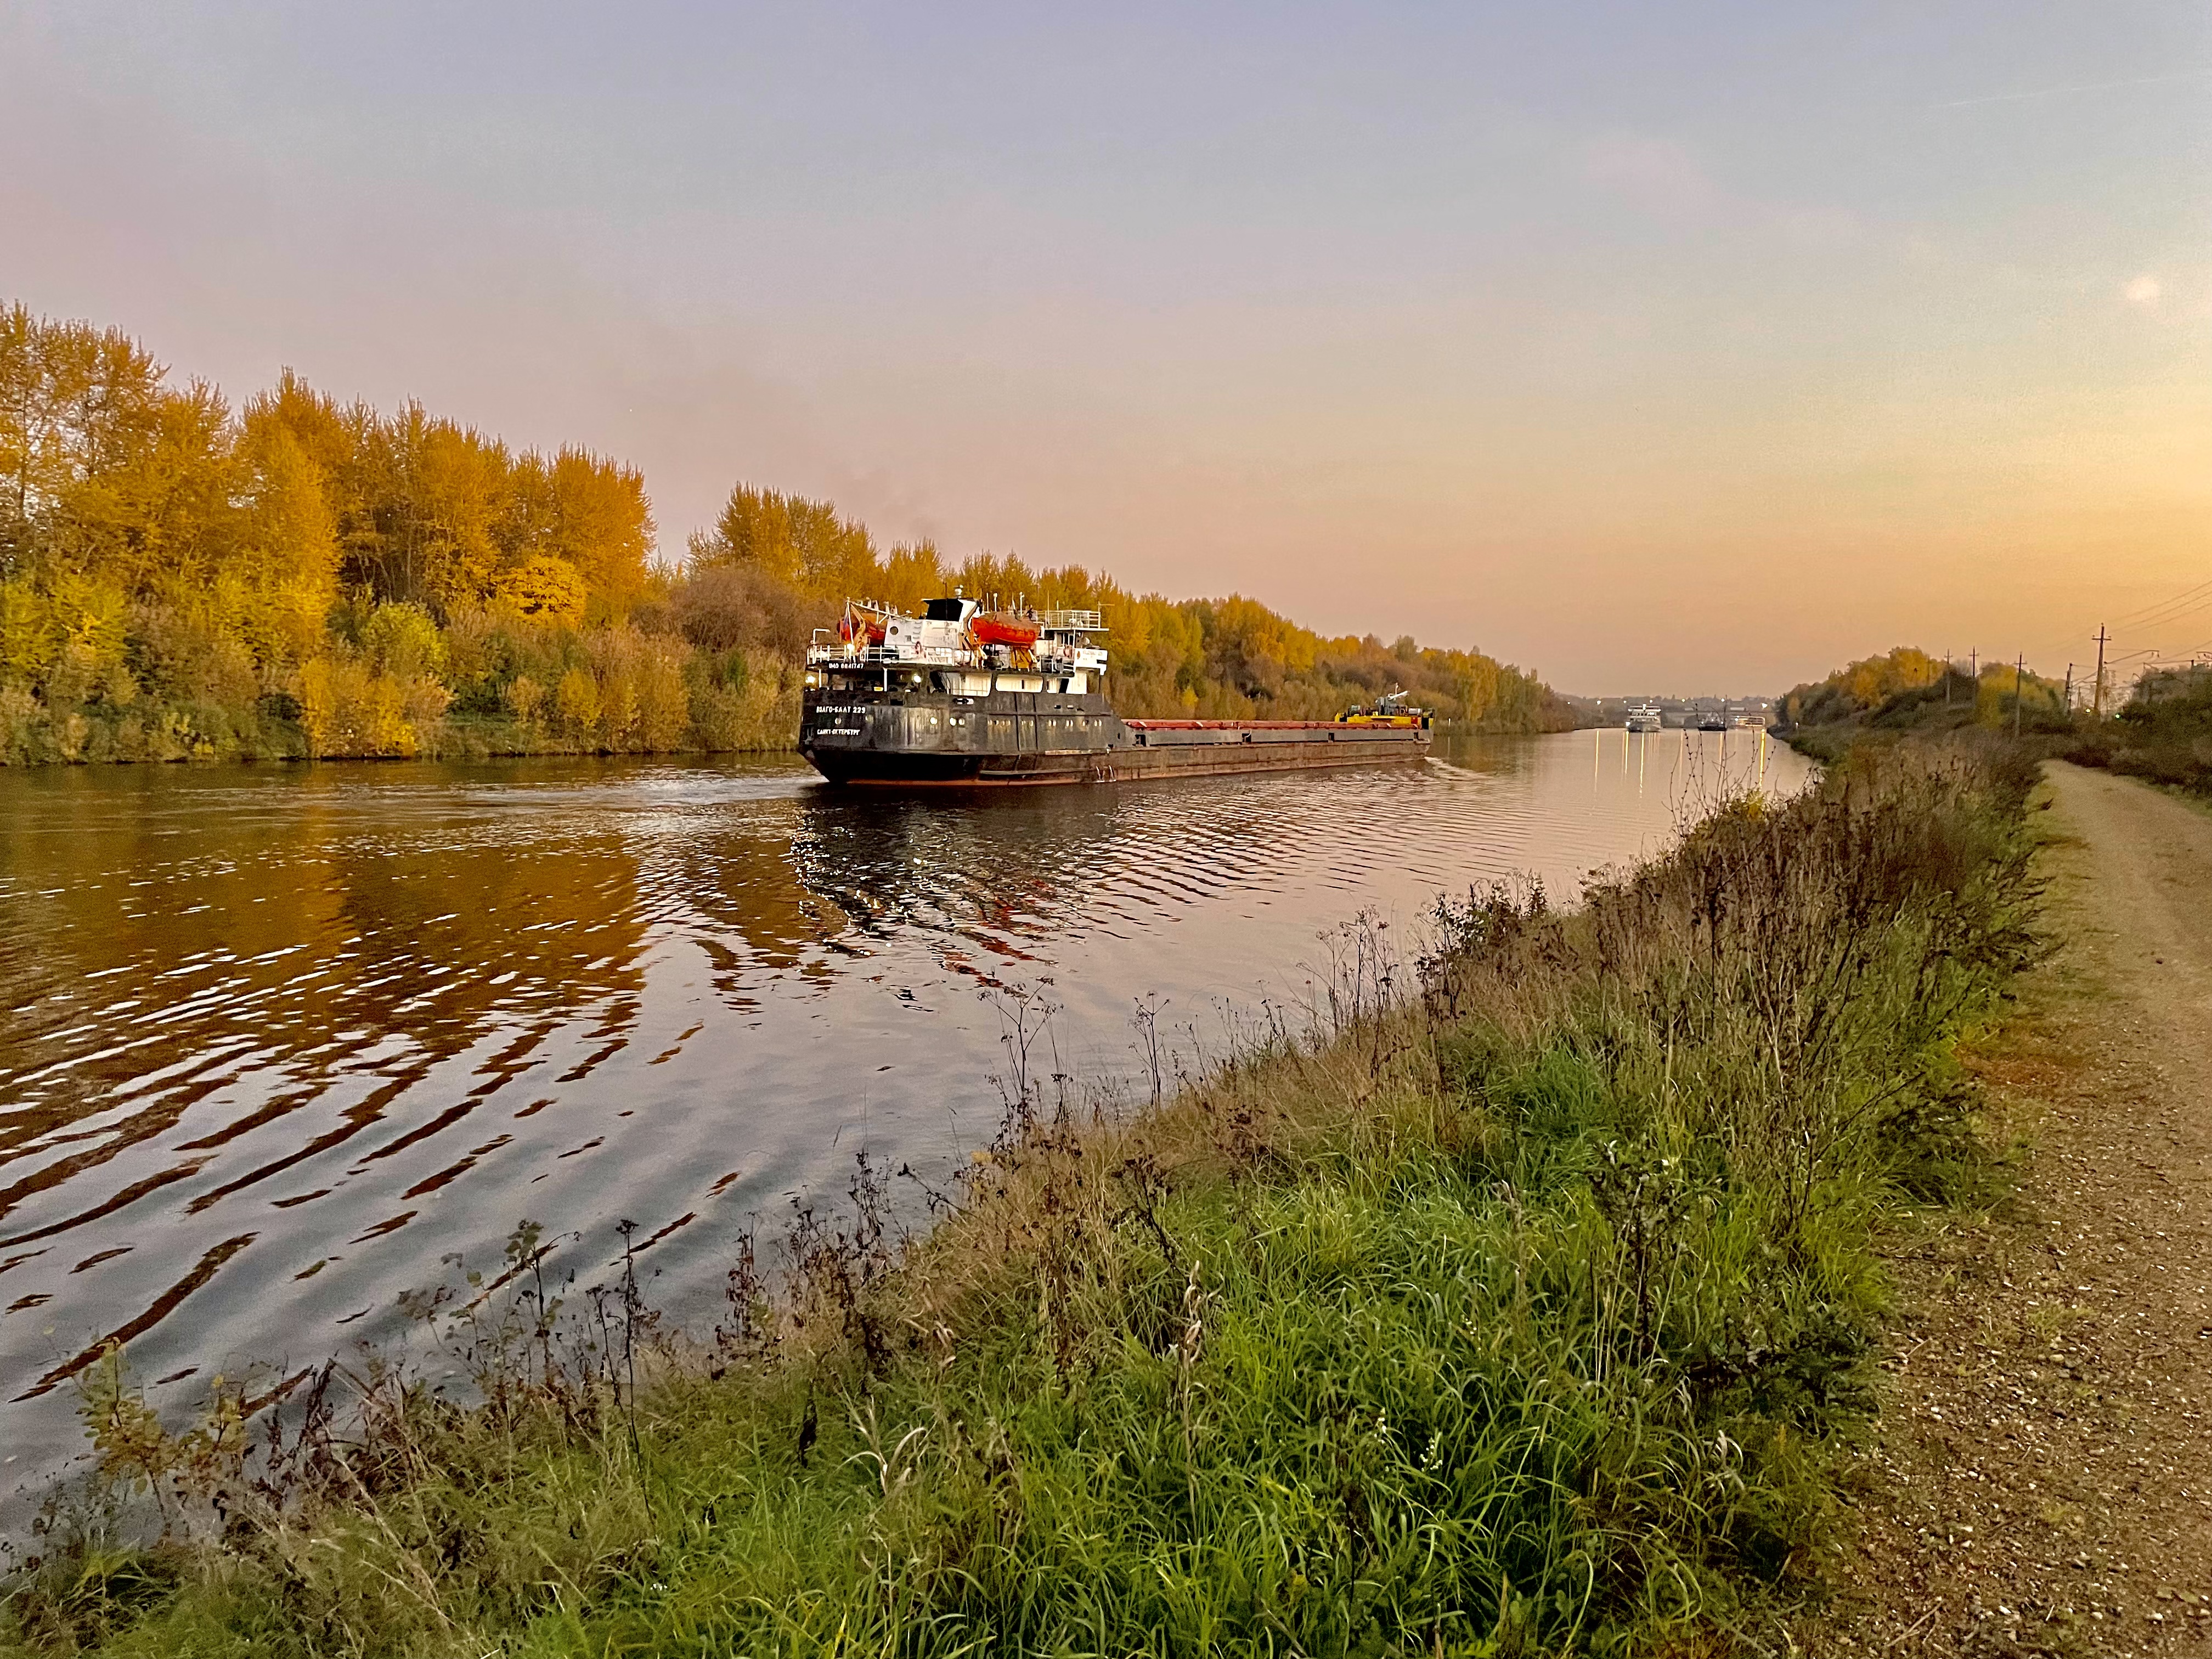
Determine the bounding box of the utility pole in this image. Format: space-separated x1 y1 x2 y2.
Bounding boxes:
2014 653 2025 737
2063 663 2074 715
2092 626 2109 717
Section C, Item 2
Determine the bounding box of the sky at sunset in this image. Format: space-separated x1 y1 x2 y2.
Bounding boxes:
4 1 2205 694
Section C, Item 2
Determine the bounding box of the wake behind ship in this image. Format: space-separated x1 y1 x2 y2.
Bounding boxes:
799 596 1431 786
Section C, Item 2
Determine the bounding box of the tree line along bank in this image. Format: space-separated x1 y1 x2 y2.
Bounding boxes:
1780 644 2212 796
1 303 1574 768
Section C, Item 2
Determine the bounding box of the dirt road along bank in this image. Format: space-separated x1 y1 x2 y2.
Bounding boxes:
1806 763 2212 1654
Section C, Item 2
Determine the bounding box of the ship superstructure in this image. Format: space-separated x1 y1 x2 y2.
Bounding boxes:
800 596 1430 786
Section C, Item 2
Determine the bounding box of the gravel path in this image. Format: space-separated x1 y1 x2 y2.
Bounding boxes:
1804 763 2212 1655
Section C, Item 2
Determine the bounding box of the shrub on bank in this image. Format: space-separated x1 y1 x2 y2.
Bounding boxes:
2061 668 2212 795
0 738 2041 1656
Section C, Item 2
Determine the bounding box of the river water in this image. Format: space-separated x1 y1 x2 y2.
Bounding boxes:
0 729 1807 1504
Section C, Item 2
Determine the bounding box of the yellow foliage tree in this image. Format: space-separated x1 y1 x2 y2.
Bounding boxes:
693 484 876 596
490 555 587 620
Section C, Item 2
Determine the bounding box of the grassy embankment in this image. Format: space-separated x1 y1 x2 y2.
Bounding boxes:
1 740 2039 1657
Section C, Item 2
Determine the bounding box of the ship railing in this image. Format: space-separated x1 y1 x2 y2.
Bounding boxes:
807 644 992 669
806 645 898 667
1038 608 1105 632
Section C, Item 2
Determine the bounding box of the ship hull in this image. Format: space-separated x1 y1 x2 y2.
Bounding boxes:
799 685 1428 787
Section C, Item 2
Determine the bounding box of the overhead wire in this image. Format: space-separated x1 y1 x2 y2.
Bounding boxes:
1955 570 2212 700
2109 575 2212 629
2120 600 2212 639
2036 579 2212 702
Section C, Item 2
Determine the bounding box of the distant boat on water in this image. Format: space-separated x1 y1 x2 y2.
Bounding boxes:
1624 702 1663 733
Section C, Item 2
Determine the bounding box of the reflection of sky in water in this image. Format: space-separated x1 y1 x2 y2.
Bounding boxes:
0 730 1808 1503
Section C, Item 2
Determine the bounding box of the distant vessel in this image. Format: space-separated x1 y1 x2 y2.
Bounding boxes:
800 596 1431 786
1624 702 1663 733
1697 713 1726 732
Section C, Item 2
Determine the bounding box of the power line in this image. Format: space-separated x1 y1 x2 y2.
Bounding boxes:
2125 596 2212 635
2111 575 2212 629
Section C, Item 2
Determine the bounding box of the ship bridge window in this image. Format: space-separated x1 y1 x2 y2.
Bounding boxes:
923 598 966 621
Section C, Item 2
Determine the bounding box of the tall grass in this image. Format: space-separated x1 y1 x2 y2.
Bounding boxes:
0 737 2042 1658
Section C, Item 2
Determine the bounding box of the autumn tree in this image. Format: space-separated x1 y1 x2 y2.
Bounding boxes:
692 484 877 597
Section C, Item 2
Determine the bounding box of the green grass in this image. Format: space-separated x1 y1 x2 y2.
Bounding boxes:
1 736 2044 1658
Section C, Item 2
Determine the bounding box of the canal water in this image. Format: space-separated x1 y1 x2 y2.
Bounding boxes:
0 729 1808 1506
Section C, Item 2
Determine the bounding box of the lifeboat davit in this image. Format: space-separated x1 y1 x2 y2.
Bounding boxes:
838 603 891 646
970 612 1040 649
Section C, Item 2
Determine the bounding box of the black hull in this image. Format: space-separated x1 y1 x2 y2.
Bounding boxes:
805 740 1430 787
799 684 1427 787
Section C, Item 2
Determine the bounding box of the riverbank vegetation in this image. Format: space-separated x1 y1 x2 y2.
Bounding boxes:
1 736 2040 1655
1777 646 2070 763
2066 663 2212 795
2 303 1568 766
1779 645 2212 796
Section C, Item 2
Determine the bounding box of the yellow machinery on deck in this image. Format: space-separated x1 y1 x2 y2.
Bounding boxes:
1336 690 1431 730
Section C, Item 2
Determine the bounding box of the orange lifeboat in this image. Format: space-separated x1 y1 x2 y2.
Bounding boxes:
970 611 1039 649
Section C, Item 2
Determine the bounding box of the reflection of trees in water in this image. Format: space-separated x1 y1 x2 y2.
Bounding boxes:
0 791 650 1251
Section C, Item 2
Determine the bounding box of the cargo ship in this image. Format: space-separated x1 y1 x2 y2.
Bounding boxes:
799 596 1431 786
